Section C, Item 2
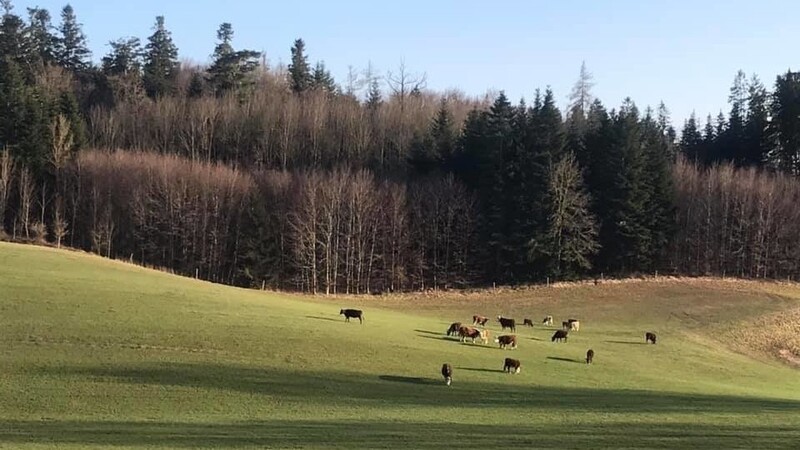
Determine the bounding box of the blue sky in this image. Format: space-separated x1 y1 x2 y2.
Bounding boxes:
13 0 800 126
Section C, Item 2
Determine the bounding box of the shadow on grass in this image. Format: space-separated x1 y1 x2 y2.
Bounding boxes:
416 334 455 342
304 315 342 323
455 367 504 373
414 329 443 336
379 375 438 385
605 340 648 345
35 363 800 413
2 419 799 448
546 357 583 364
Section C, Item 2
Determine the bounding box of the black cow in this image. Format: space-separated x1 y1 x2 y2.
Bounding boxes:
523 318 534 327
441 363 453 386
586 349 594 364
503 358 521 374
339 308 363 324
646 332 657 344
562 321 571 330
498 316 516 332
552 329 569 342
446 322 462 336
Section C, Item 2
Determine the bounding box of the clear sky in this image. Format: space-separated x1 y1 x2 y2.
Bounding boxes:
13 0 800 126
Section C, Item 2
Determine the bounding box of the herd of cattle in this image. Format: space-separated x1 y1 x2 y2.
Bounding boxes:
339 308 658 386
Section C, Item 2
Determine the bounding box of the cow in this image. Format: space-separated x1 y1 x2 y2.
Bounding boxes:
495 335 517 349
339 308 363 324
552 329 569 343
569 320 581 332
446 322 462 337
586 349 594 364
441 363 453 386
503 358 521 374
459 326 489 344
562 321 571 330
523 318 534 327
542 316 554 326
646 332 657 344
498 316 516 332
472 315 489 326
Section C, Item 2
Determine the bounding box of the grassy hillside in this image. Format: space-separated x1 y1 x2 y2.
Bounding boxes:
1 242 800 449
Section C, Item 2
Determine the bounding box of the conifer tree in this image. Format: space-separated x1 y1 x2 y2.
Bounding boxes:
311 61 336 93
288 38 311 94
143 16 179 98
0 1 34 75
27 7 57 66
56 4 90 72
101 37 142 76
770 70 800 174
680 113 703 162
744 74 770 167
206 23 260 96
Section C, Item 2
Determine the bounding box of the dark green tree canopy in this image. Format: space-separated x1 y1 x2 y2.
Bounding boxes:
143 16 179 98
206 22 261 96
56 4 90 72
288 38 311 94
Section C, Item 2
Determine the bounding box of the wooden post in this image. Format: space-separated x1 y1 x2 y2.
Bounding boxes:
195 268 199 279
262 280 266 291
546 277 550 287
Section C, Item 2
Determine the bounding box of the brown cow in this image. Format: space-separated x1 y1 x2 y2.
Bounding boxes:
459 326 489 344
586 349 594 364
552 329 569 342
646 332 657 344
503 358 521 374
446 322 462 337
441 363 453 386
340 308 363 324
472 315 489 326
523 318 534 327
495 335 517 349
498 316 516 332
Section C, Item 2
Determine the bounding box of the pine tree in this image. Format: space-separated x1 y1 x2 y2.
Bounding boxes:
744 74 770 167
770 70 800 174
568 61 595 121
143 16 179 98
26 7 57 66
288 38 311 94
0 1 34 76
311 61 336 93
187 71 205 98
409 99 456 174
56 4 90 72
726 70 748 164
680 112 703 162
101 37 142 76
206 23 261 96
366 77 381 110
641 110 675 268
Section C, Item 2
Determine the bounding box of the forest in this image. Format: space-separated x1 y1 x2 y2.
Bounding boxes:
2 1 800 292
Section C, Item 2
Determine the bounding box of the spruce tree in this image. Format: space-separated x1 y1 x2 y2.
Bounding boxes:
726 70 748 164
366 77 381 110
56 4 90 72
288 38 311 94
0 1 34 76
744 74 770 167
206 23 260 96
101 37 142 76
311 61 336 93
143 16 179 98
770 70 800 174
680 113 703 163
26 7 57 66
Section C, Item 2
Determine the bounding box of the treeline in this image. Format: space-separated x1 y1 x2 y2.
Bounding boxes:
4 2 800 291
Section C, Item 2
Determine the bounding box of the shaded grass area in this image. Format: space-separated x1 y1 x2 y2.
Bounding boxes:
3 419 800 449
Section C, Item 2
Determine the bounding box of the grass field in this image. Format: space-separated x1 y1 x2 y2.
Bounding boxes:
1 241 800 449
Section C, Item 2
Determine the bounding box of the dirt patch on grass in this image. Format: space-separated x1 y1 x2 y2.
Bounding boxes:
724 308 800 368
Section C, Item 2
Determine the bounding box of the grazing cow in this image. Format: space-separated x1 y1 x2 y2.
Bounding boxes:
569 320 581 332
494 335 518 349
446 322 462 337
542 316 554 326
562 321 571 330
523 318 534 327
472 315 489 326
441 363 453 386
646 332 657 344
503 358 521 374
498 316 516 332
459 326 488 344
340 308 363 324
586 349 594 364
552 329 569 343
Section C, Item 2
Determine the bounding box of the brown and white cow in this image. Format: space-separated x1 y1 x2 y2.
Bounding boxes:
472 315 489 326
495 335 517 349
459 326 489 344
503 358 521 374
569 319 581 332
441 363 453 385
646 332 657 344
542 316 554 326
